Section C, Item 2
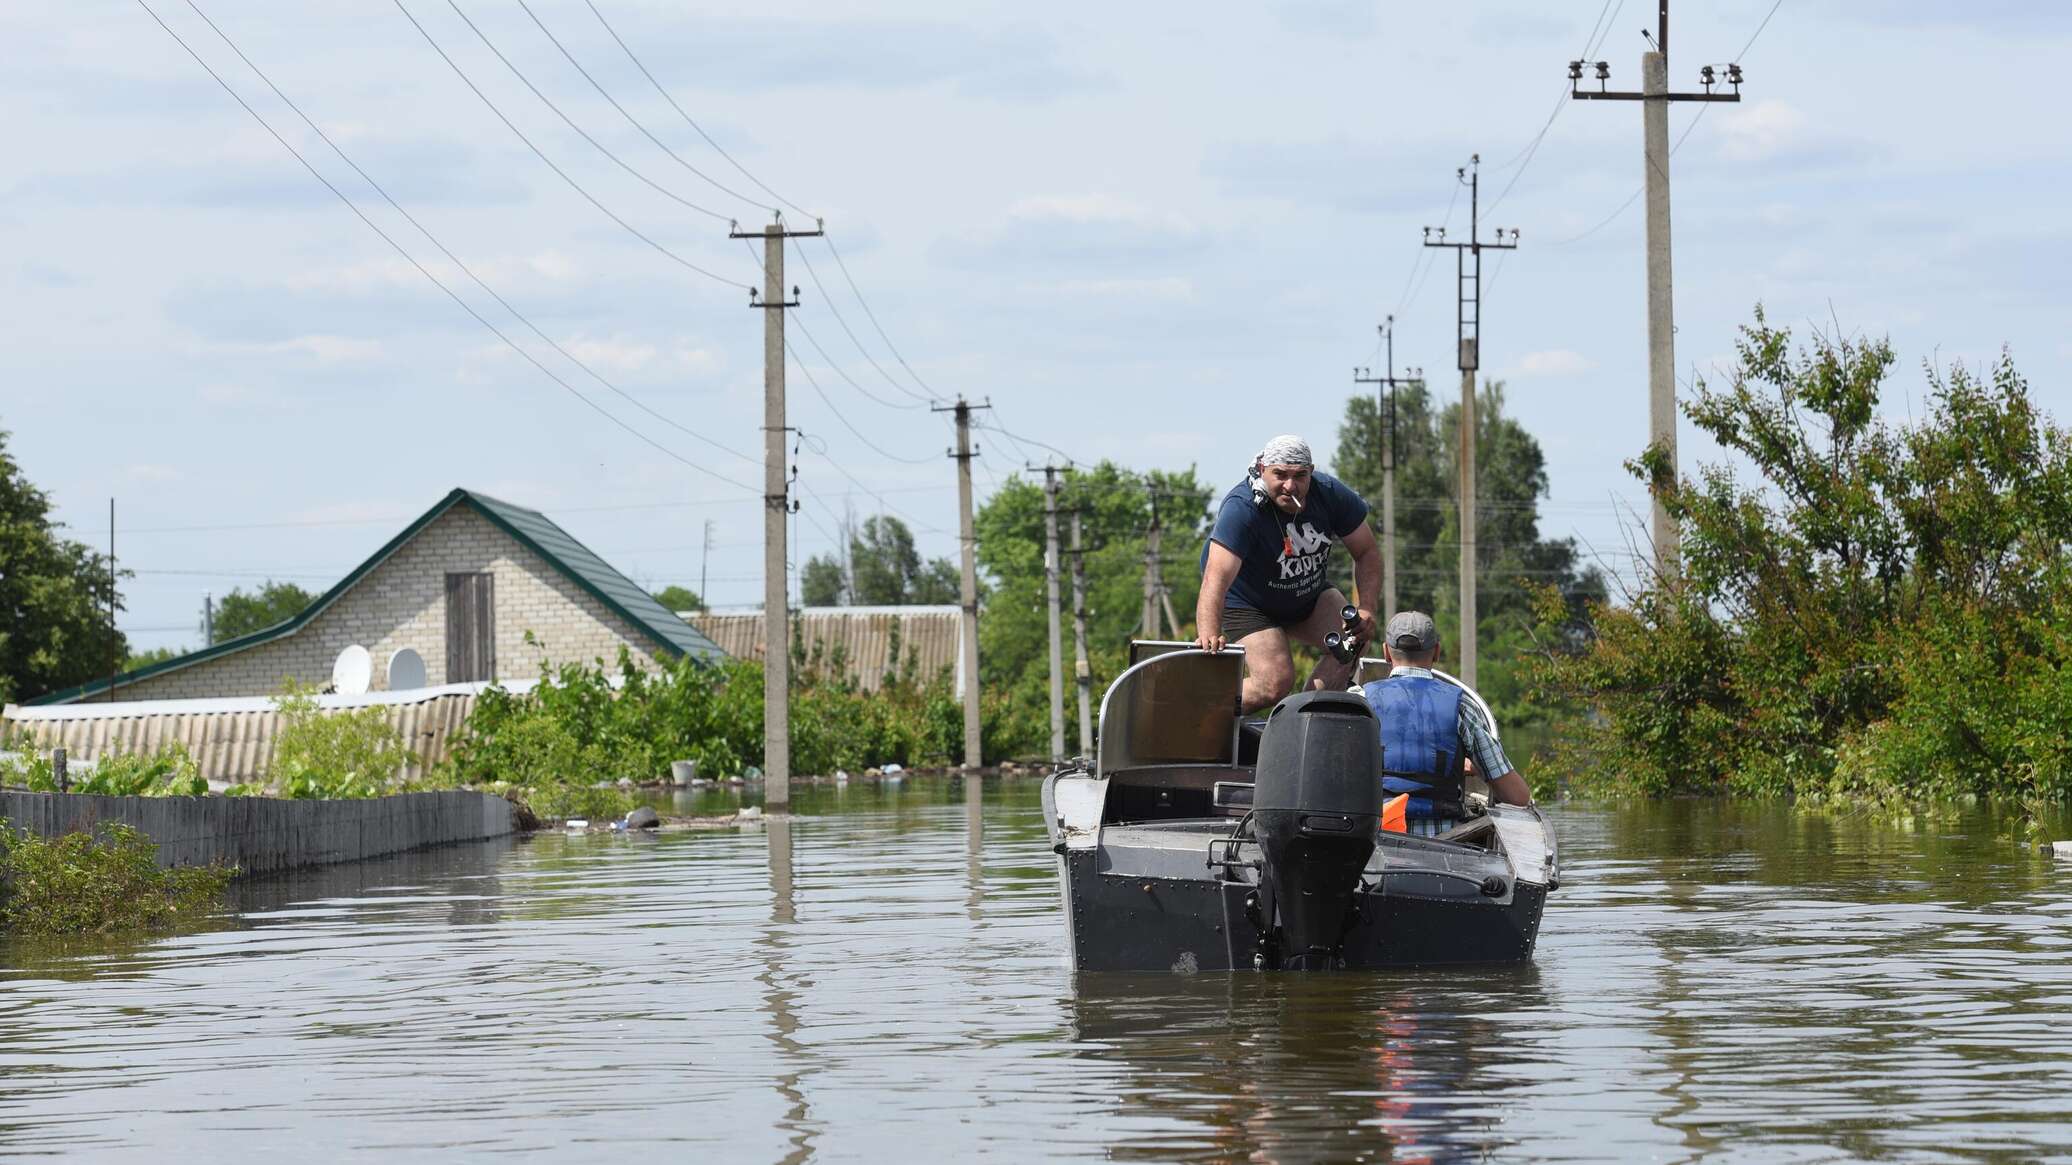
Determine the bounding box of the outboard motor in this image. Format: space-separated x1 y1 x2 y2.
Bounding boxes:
1250 690 1382 970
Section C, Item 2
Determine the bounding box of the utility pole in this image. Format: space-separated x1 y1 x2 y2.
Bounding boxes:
933 396 991 769
1569 0 1743 579
1424 155 1518 690
1030 462 1069 765
698 519 713 610
1068 505 1093 758
731 213 822 810
1353 315 1422 622
202 592 214 646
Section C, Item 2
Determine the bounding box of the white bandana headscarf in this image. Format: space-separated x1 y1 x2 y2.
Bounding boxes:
1256 435 1313 468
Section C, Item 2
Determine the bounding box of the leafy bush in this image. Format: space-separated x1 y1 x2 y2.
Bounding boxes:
9 743 206 797
271 685 412 798
1 821 233 936
1533 308 2072 807
437 638 964 807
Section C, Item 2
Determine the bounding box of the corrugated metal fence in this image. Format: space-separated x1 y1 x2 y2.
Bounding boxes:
0 789 518 875
1 683 509 784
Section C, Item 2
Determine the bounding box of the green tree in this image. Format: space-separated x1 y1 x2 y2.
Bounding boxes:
212 580 315 642
0 428 126 703
975 463 1213 757
125 645 183 671
652 585 705 613
1533 308 2072 804
1333 379 1604 724
800 516 959 607
801 555 845 606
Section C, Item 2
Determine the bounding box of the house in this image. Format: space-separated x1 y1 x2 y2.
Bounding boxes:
29 488 725 705
690 605 965 694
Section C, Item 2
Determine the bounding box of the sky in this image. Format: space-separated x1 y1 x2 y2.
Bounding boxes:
4 0 2069 654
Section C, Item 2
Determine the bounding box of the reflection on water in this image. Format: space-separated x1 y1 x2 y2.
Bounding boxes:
3 784 2072 1162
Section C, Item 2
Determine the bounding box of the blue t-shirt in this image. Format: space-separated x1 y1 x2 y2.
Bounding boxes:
1200 471 1369 620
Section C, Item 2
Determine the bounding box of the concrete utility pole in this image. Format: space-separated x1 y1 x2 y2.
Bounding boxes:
933 396 991 769
1424 156 1518 690
731 214 822 810
1031 463 1069 765
1354 315 1423 622
1068 506 1093 758
202 593 214 646
1569 0 1743 579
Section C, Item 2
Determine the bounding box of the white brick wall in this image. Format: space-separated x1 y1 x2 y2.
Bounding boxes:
115 505 666 700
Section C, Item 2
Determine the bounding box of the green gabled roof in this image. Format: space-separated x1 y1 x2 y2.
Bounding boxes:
28 488 726 705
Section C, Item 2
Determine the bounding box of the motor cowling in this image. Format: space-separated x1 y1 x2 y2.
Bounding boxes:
1250 690 1382 970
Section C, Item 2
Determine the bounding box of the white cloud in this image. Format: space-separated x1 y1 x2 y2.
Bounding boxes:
1717 100 1811 163
1038 277 1196 301
191 335 385 363
281 252 579 294
1513 349 1597 377
127 463 182 482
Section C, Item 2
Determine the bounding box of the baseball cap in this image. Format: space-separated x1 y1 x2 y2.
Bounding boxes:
1385 611 1439 652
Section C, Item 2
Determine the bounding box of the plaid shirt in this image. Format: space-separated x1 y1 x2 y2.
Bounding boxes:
1382 666 1515 779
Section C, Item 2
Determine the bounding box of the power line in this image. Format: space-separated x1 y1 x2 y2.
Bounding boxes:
513 0 773 216
443 0 734 224
1551 0 1787 248
391 0 748 289
1484 0 1628 214
583 0 817 221
793 243 929 409
135 0 755 493
575 0 945 411
784 342 937 465
823 235 942 403
179 0 757 471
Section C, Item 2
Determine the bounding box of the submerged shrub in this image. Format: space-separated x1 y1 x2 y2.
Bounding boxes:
0 821 233 936
270 685 412 798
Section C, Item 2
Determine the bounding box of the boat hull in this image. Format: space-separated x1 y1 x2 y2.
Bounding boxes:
1060 846 1548 973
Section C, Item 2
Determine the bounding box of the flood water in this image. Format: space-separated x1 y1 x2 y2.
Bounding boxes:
6 780 2072 1163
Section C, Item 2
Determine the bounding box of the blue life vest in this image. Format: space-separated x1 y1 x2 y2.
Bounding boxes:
1360 674 1466 817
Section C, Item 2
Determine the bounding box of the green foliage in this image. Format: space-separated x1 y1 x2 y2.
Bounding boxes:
11 744 206 797
125 645 184 672
212 580 316 643
0 821 233 936
975 462 1212 759
652 585 705 613
437 642 962 811
0 427 128 704
1334 380 1606 728
1534 308 2072 809
270 685 412 798
801 515 960 607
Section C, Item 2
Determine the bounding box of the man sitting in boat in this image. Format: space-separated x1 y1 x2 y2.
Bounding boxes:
1362 611 1533 835
1194 434 1383 712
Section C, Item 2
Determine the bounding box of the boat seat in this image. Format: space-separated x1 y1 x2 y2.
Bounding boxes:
1432 814 1499 848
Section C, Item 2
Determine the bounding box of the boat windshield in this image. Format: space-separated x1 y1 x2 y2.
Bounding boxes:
1095 648 1245 777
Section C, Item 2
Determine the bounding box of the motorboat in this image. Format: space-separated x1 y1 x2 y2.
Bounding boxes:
1042 643 1558 972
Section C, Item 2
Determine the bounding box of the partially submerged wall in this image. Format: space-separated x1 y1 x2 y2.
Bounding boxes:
0 789 519 877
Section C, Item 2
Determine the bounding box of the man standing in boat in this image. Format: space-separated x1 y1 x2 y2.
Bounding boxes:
1365 610 1533 832
1194 434 1383 713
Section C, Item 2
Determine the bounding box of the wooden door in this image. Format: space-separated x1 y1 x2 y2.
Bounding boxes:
445 572 495 682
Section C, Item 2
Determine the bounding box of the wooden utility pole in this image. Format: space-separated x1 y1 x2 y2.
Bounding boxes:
1032 463 1068 765
1068 506 1093 758
1354 315 1422 621
1569 0 1743 579
933 396 990 769
1423 156 1518 689
731 214 822 809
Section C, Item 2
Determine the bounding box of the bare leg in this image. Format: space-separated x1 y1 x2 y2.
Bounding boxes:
1234 627 1294 714
1287 587 1357 694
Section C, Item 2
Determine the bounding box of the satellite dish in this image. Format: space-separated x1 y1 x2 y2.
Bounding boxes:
387 647 427 691
332 644 372 695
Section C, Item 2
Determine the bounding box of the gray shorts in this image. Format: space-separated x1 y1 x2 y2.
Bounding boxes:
1220 598 1319 642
